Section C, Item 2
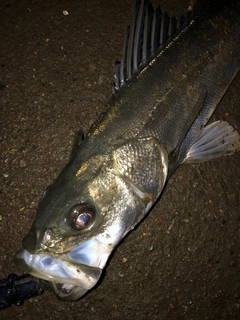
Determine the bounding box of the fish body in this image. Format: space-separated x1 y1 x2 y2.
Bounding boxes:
15 0 240 300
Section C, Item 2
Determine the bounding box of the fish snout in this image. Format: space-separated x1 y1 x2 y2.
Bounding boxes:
22 226 39 253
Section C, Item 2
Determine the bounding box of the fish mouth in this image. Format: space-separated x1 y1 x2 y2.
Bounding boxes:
14 239 111 300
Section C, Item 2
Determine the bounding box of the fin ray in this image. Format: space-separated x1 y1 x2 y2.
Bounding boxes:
112 0 195 93
185 121 240 163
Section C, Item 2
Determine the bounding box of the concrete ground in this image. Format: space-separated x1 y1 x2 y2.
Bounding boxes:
0 0 240 319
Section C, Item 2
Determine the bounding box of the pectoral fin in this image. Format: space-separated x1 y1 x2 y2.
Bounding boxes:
168 89 240 177
185 120 240 163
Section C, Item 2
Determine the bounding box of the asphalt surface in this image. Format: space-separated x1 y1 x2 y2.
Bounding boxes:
1 0 240 319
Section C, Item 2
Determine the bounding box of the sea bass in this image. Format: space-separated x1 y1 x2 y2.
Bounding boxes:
15 0 240 301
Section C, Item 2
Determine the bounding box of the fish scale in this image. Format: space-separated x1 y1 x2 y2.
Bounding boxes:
10 0 240 302
89 10 239 154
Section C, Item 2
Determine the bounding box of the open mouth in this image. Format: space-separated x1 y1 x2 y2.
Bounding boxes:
50 282 90 300
14 248 102 300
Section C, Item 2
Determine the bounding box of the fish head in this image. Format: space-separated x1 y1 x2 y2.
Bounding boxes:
15 138 168 300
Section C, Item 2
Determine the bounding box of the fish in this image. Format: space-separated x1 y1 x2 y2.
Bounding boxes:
14 0 240 301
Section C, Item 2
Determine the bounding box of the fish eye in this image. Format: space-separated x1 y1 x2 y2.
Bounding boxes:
67 203 96 230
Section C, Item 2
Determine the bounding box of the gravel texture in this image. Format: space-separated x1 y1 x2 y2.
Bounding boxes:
1 0 240 319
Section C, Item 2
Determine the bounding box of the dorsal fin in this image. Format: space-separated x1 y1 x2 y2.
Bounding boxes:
112 0 197 93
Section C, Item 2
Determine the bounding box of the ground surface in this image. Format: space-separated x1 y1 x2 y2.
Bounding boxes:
0 0 240 319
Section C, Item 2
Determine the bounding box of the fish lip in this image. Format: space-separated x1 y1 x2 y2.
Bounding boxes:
14 248 102 300
14 238 115 300
50 282 87 301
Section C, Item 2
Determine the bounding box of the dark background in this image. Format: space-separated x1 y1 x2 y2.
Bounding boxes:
1 0 240 319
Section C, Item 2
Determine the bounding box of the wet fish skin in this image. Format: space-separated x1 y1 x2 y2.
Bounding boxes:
77 1 240 171
14 0 240 301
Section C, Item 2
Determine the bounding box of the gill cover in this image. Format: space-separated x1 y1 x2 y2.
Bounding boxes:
15 137 168 300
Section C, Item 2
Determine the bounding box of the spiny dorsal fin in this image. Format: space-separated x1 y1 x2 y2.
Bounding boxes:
112 0 196 93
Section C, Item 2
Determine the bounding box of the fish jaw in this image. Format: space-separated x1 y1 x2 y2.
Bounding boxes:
14 137 168 300
14 238 113 301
